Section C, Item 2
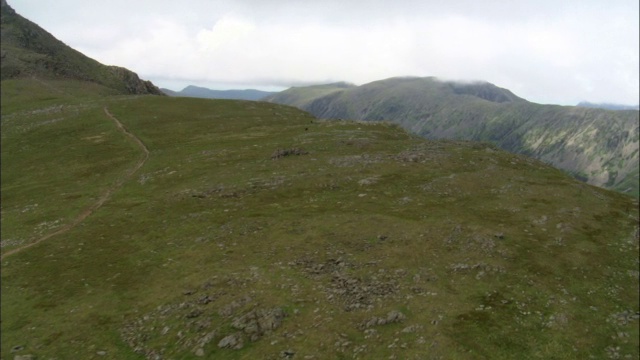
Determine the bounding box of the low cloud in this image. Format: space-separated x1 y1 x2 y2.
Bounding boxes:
10 0 639 105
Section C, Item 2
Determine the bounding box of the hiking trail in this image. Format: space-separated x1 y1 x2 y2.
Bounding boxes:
1 107 149 260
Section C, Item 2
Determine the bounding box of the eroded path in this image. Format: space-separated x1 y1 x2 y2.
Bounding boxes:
1 107 149 260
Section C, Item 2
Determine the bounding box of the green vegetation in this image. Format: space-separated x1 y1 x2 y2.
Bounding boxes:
2 78 638 359
262 82 354 109
1 2 638 359
266 77 640 197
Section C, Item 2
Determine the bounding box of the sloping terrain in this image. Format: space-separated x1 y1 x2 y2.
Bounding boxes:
2 77 639 359
265 77 640 197
1 2 639 359
0 1 164 95
164 85 276 100
262 82 355 109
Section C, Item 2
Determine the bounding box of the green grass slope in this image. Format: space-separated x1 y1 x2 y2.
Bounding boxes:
261 82 355 109
2 77 638 359
265 77 640 197
0 1 164 96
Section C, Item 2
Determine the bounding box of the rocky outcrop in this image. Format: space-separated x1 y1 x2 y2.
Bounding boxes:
1 1 165 96
108 66 165 96
271 147 309 159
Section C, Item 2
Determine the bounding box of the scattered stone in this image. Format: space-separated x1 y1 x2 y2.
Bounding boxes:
186 309 203 318
386 310 406 323
194 348 205 357
13 355 35 360
219 296 253 317
195 318 212 331
183 289 197 296
271 148 309 159
361 310 406 329
281 349 296 358
96 350 107 356
231 307 286 341
494 233 504 239
198 295 215 305
401 325 422 333
11 345 24 353
218 332 244 350
195 330 218 349
358 177 379 186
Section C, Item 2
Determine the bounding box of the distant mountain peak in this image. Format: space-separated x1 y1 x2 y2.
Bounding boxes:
577 101 639 111
164 85 276 100
446 81 523 103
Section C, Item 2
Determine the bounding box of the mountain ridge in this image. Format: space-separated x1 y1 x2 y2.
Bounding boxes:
162 85 276 100
264 77 640 197
0 0 164 95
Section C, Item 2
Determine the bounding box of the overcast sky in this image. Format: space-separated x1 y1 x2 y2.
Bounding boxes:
9 0 640 105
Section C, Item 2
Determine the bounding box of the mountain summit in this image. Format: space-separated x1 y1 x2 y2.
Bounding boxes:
0 1 164 95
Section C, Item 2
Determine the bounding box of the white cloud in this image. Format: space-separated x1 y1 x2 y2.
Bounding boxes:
8 0 639 105
197 15 255 53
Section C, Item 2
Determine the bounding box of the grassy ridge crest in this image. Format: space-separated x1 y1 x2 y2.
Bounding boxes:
2 78 638 359
265 77 640 197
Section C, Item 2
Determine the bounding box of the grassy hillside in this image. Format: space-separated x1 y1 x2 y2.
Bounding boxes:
265 77 640 197
0 1 164 95
262 82 355 109
2 78 638 359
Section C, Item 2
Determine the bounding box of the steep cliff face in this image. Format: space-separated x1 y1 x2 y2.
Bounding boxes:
0 1 164 95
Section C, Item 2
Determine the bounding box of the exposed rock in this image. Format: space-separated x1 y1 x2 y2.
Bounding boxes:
360 310 406 329
13 355 35 360
219 295 253 317
198 294 215 305
218 332 244 350
232 307 286 341
271 148 309 159
194 318 212 331
108 66 165 95
195 330 218 350
185 309 203 318
401 325 422 333
358 177 379 186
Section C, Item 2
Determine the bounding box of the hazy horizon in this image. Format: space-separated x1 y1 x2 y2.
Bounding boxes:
8 0 639 106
